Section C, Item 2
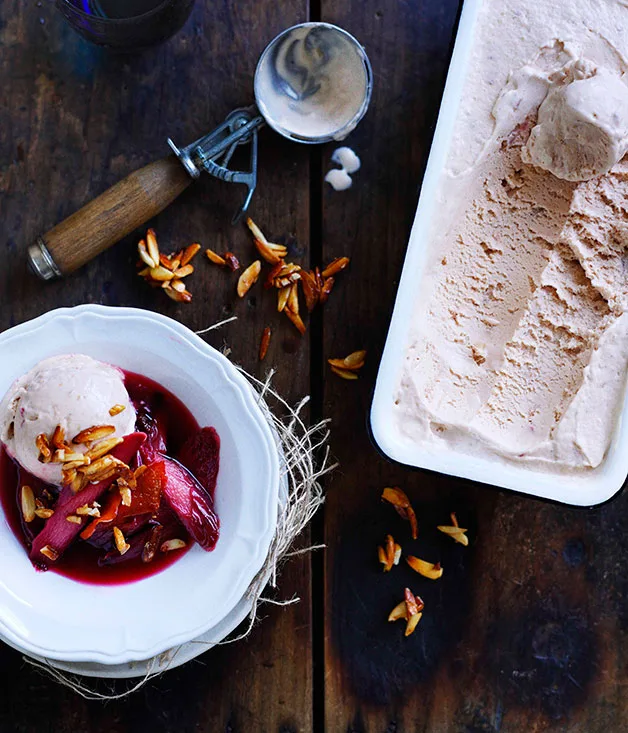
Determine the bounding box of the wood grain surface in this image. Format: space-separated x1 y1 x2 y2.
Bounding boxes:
3 0 628 732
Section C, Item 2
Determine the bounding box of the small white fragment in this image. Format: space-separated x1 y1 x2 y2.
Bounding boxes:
325 168 353 191
331 146 361 174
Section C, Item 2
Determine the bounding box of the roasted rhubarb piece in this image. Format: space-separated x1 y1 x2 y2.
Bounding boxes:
177 427 220 497
30 432 146 566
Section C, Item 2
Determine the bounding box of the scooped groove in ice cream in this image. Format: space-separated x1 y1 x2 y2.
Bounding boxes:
394 0 628 472
522 68 628 181
0 354 136 484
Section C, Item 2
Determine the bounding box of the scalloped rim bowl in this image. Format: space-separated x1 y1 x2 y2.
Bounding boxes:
0 305 280 664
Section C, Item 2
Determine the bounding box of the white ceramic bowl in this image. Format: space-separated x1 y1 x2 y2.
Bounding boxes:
0 305 280 664
370 0 628 507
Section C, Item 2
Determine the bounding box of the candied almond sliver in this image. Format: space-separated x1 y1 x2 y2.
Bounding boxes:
138 239 156 269
109 404 126 417
21 485 35 523
285 307 306 335
51 425 66 450
343 350 367 369
161 539 187 552
388 601 407 622
180 243 201 267
405 612 423 637
259 327 271 361
288 282 300 315
224 252 240 272
113 527 130 555
174 264 194 278
330 365 358 380
237 260 262 297
146 228 160 266
206 248 227 266
406 555 443 580
322 256 350 279
73 424 116 445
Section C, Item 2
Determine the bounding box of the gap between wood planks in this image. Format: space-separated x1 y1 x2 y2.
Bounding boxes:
308 0 326 729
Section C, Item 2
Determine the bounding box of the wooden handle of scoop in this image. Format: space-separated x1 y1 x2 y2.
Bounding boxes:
32 155 192 278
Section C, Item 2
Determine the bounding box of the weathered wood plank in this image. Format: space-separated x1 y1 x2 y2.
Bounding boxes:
0 1 312 731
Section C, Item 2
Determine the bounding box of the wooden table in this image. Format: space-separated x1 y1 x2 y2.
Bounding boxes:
2 1 628 731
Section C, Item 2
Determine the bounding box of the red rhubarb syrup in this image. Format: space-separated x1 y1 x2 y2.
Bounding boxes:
0 371 203 586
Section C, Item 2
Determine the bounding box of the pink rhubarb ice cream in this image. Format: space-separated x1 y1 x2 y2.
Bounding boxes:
395 0 628 471
0 355 136 484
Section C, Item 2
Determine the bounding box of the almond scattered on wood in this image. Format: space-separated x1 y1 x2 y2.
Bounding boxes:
137 229 200 303
329 350 367 380
237 260 262 297
205 248 227 266
437 512 469 546
388 588 425 637
406 556 443 580
381 487 418 540
377 534 402 572
259 327 271 361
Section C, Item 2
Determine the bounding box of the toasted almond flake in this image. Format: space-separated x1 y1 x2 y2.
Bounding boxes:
146 228 160 266
138 239 157 269
277 285 290 312
381 487 418 539
79 454 120 478
406 556 443 580
285 307 306 335
300 270 320 312
119 485 132 507
288 282 299 315
36 433 52 463
330 365 358 380
319 276 335 304
180 243 201 267
34 508 54 519
109 404 126 417
40 545 59 562
85 437 123 462
66 515 82 524
237 260 262 297
322 256 350 278
149 265 175 282
405 612 423 637
21 485 36 523
69 473 87 494
437 525 469 546
344 350 367 369
161 539 187 552
134 464 148 479
206 248 227 266
76 504 100 517
224 252 240 271
51 425 66 450
160 253 175 270
259 327 271 361
388 601 407 622
113 526 130 555
73 425 116 445
174 263 194 278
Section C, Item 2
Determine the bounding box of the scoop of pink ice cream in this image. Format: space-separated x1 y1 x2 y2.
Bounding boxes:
0 354 136 485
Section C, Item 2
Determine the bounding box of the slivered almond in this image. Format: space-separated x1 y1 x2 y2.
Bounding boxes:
146 228 160 266
343 350 367 369
63 451 90 463
160 253 175 270
76 504 100 517
149 265 175 282
21 485 35 523
113 527 130 555
40 545 59 562
206 248 227 266
171 278 186 293
319 277 335 305
300 270 319 312
224 252 240 271
73 425 115 444
119 485 132 507
34 508 54 519
36 433 52 463
53 448 66 463
79 454 120 478
173 264 194 278
134 465 148 479
161 539 187 552
180 243 201 267
388 601 407 622
259 327 271 361
85 436 123 461
252 237 283 264
69 473 88 494
51 425 66 450
138 239 157 269
66 515 82 525
237 260 261 297
170 257 181 271
277 285 290 312
267 242 288 255
246 217 270 246
330 365 358 380
322 257 350 278
382 487 419 539
406 556 443 580
285 307 306 335
109 404 126 417
138 265 152 278
405 613 423 636
63 458 91 471
288 282 299 315
164 286 193 303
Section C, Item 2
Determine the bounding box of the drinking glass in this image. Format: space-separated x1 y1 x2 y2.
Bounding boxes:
55 0 196 49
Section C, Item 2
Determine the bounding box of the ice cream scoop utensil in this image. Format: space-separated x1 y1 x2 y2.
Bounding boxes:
28 22 372 281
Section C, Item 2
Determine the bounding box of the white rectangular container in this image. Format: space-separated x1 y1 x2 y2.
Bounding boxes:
369 0 628 507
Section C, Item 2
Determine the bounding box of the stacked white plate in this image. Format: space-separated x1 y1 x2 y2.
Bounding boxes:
0 305 282 678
